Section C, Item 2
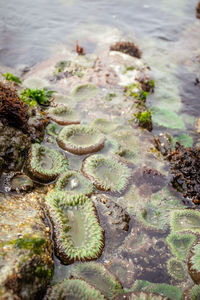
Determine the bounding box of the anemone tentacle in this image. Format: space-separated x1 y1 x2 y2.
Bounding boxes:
57 125 105 155
45 191 104 263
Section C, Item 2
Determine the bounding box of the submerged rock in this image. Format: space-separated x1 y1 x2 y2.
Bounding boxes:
0 192 53 300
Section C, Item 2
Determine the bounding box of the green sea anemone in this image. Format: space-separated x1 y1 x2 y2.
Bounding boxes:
57 125 105 155
167 258 187 281
113 291 168 300
47 105 80 125
45 191 104 263
55 170 94 197
131 280 182 300
28 144 68 182
82 154 131 193
166 232 196 260
71 83 98 100
115 148 137 166
137 204 169 233
47 278 105 300
188 243 200 284
91 118 123 134
170 209 200 234
105 258 135 289
46 123 62 138
71 262 123 299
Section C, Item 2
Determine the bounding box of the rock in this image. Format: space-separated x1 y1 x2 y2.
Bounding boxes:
0 192 53 300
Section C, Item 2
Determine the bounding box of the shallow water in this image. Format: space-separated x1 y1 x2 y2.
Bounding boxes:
1 0 200 298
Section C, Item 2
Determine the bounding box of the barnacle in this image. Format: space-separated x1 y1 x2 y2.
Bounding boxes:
166 232 196 260
167 258 187 281
45 191 104 263
28 144 68 182
170 209 200 234
47 105 80 125
82 154 131 193
55 170 94 197
47 278 105 300
71 262 122 299
57 125 105 155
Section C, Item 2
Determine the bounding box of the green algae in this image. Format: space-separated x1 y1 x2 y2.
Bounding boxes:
45 192 104 263
15 236 47 255
71 262 123 299
166 232 196 260
151 107 185 130
82 154 131 193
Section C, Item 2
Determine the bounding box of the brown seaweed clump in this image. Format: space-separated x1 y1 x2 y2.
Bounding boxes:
110 41 142 58
196 1 200 18
167 144 200 204
0 81 29 132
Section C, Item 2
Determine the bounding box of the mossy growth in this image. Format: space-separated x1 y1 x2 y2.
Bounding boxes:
57 125 105 155
47 278 105 300
47 105 80 125
14 235 47 255
55 170 94 197
137 204 169 233
2 72 21 84
71 262 123 299
20 88 55 106
71 83 98 100
151 107 186 130
166 232 196 260
28 144 68 182
135 111 152 130
46 123 62 138
45 191 104 263
170 209 200 234
82 154 131 193
35 264 53 278
105 93 117 101
167 258 187 281
131 280 182 300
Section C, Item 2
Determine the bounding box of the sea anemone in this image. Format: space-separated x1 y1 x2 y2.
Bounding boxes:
45 191 104 263
71 83 98 100
28 144 68 182
57 125 105 155
188 243 200 284
167 258 187 281
46 123 62 138
113 291 168 300
166 232 196 260
46 279 105 300
3 172 33 193
55 170 94 197
71 262 123 299
170 209 200 234
82 154 131 193
47 105 80 125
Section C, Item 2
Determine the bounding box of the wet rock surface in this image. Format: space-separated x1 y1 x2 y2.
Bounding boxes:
0 192 53 299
